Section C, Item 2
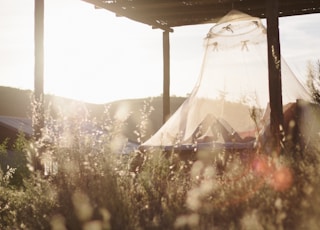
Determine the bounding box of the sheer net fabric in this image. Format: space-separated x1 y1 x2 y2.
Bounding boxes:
141 10 310 151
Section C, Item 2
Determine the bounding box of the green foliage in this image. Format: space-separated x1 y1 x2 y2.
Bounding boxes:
128 151 191 229
1 95 320 229
0 133 30 188
0 169 58 229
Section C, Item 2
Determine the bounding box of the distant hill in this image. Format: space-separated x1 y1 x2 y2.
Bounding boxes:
0 86 33 117
0 86 104 118
105 96 186 142
0 86 186 142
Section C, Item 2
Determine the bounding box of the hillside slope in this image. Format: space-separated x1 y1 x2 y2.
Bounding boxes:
0 86 186 142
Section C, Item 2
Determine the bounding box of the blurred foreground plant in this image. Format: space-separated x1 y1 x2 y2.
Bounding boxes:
1 94 320 229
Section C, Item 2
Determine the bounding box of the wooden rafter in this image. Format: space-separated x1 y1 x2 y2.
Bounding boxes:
83 0 320 29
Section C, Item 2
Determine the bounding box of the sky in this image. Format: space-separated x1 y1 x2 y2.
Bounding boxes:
0 0 320 104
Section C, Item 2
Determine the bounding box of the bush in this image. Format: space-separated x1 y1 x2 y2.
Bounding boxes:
1 98 320 229
0 133 31 188
0 168 58 229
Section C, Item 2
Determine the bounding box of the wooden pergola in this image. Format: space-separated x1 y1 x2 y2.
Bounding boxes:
34 0 320 148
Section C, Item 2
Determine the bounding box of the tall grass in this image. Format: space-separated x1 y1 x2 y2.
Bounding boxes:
1 96 320 229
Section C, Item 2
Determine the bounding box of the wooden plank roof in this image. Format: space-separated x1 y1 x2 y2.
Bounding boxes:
82 0 320 31
0 116 32 137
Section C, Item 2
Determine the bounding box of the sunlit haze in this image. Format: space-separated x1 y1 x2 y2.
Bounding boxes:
0 0 320 104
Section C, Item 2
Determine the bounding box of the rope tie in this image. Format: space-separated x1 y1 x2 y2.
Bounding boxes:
241 40 249 51
212 42 219 51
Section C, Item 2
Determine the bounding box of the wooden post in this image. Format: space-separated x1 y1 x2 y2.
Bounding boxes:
34 0 44 141
163 30 170 123
266 0 284 153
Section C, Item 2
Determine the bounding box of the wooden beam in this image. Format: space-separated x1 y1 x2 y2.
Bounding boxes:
83 0 320 28
34 0 44 141
163 30 170 124
82 0 173 31
266 0 284 153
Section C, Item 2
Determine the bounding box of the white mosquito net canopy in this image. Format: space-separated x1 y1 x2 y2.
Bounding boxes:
141 10 310 151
